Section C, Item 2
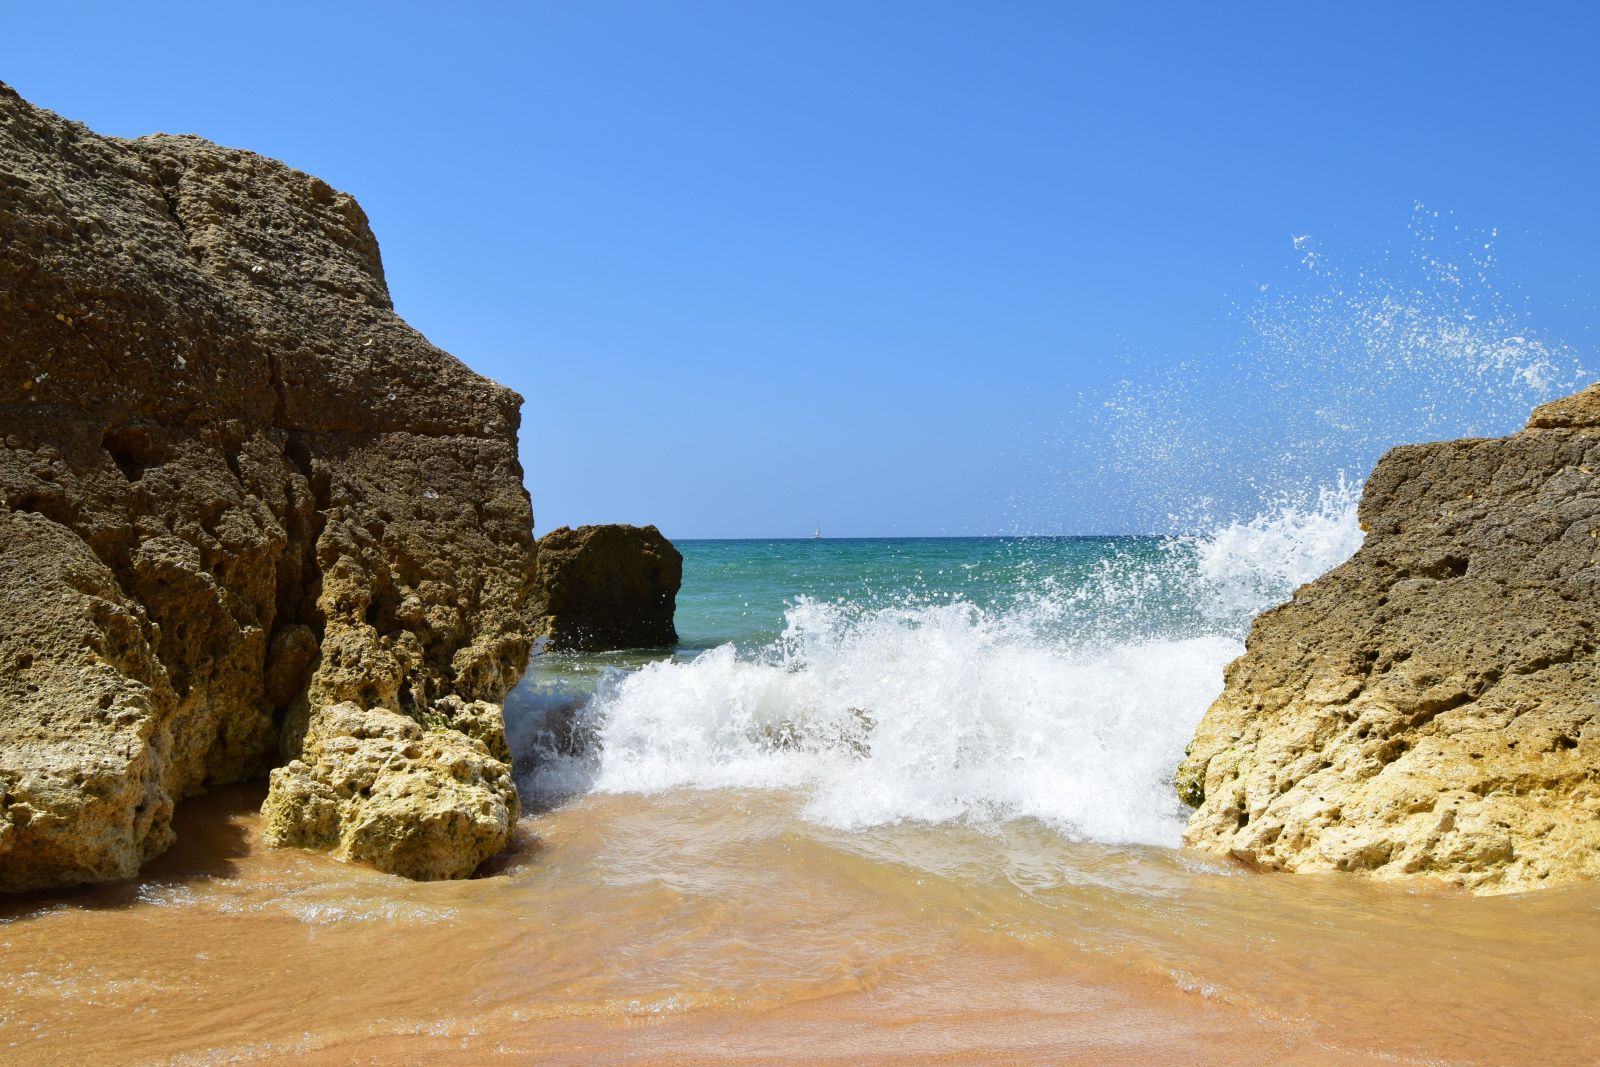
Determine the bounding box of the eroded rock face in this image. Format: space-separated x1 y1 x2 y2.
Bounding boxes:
264 702 517 881
531 525 681 651
0 83 533 889
1178 388 1600 894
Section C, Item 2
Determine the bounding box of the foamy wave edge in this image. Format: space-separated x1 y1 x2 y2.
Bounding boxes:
511 486 1365 849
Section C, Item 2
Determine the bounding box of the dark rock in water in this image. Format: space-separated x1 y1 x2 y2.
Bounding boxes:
532 525 681 651
1178 383 1600 894
0 83 534 888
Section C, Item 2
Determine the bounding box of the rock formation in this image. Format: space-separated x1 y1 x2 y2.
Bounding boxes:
0 83 534 888
531 525 681 650
1178 385 1600 894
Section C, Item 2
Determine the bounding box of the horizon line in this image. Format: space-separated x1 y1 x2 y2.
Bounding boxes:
663 533 1173 542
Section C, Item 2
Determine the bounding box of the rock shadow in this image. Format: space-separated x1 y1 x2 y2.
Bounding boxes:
0 781 264 922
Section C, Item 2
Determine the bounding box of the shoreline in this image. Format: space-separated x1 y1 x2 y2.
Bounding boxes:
6 783 1596 1066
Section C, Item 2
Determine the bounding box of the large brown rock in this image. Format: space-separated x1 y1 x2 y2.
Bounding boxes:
1177 386 1600 894
531 524 681 651
0 83 533 888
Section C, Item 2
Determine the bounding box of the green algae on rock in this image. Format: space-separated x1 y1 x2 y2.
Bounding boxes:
1179 386 1600 894
0 83 534 888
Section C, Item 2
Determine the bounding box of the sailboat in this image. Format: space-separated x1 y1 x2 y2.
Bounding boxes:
810 523 821 540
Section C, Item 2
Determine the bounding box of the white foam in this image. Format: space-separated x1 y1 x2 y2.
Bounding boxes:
514 492 1365 847
587 618 1238 846
1184 476 1365 623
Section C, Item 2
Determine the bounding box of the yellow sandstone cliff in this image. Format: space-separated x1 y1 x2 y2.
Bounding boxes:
0 84 534 888
1179 384 1600 893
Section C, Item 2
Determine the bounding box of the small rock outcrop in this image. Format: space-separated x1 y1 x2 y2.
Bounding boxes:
531 525 681 650
263 702 517 880
0 84 533 888
1178 384 1600 894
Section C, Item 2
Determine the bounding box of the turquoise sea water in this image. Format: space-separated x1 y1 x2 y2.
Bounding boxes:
518 536 1188 695
675 536 1176 650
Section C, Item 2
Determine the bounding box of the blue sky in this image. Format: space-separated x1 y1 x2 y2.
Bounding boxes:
6 3 1597 536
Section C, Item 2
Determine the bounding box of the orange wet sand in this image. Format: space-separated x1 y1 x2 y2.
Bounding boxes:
2 783 1595 1066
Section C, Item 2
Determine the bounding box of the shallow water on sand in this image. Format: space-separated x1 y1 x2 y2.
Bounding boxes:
2 783 1597 1066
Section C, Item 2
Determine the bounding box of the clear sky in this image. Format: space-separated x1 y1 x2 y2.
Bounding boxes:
5 3 1597 536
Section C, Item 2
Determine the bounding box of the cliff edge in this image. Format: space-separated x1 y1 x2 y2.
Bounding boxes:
1178 384 1600 894
0 84 534 888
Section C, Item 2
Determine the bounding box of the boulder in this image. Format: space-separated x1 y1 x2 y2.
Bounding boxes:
531 525 681 650
264 702 517 880
0 83 534 888
1178 385 1600 894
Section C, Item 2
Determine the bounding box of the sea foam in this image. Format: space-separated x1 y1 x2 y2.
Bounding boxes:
513 492 1364 848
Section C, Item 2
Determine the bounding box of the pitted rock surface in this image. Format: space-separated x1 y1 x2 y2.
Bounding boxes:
1178 390 1600 894
0 84 532 888
264 702 516 881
